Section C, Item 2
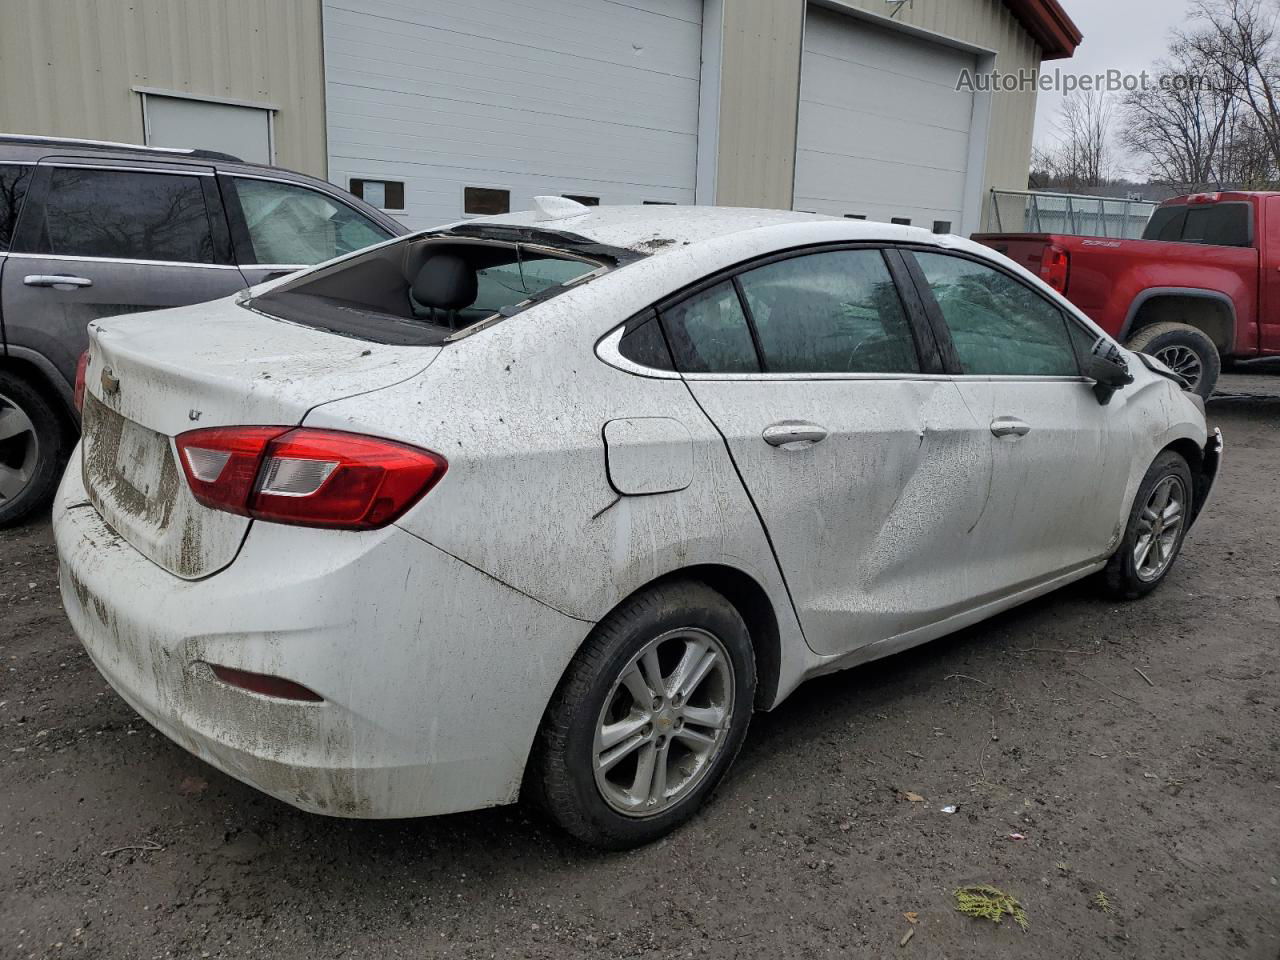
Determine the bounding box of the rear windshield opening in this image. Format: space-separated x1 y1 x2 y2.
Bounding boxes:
1142 202 1252 247
243 236 604 345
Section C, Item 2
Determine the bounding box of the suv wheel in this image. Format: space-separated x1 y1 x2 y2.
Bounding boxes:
0 372 68 527
1102 450 1194 600
1125 322 1221 400
529 580 756 849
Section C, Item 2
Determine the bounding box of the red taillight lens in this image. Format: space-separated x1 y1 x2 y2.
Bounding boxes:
174 426 447 529
1040 244 1071 293
176 426 291 516
74 350 89 412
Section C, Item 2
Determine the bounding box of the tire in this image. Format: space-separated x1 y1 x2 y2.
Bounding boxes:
0 371 68 528
1102 450 1194 600
528 579 756 850
1125 322 1221 400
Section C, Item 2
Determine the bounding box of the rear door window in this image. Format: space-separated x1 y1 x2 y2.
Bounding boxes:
0 164 33 251
30 167 216 263
913 251 1079 377
660 281 761 374
232 177 390 265
735 249 919 374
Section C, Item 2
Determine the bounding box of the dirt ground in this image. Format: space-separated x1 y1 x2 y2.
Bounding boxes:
2 377 1278 960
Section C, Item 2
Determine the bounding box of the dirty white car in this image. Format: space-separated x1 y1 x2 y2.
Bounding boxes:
54 201 1221 849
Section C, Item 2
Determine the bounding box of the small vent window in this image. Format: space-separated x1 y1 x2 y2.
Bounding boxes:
563 194 600 206
349 179 405 210
464 187 510 216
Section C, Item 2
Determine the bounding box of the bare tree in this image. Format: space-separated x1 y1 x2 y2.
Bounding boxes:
1121 34 1239 191
1035 91 1115 190
1187 0 1280 177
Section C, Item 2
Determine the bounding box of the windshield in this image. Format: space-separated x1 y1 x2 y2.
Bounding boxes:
243 235 604 345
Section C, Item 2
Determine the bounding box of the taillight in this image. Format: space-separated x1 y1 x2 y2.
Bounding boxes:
174 426 447 529
74 350 89 412
1040 244 1071 293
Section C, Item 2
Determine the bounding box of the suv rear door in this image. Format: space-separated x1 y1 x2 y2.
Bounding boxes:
2 156 247 387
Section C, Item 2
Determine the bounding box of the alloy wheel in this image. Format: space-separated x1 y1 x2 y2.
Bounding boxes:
1152 345 1204 391
593 627 735 818
1134 475 1186 583
0 392 38 505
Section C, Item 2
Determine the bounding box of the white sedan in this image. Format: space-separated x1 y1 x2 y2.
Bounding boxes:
54 201 1221 848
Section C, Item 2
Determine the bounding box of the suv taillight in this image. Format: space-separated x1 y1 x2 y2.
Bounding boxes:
1040 244 1071 294
74 350 89 412
174 426 447 530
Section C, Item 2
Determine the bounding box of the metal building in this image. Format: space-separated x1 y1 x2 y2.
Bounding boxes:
0 0 1080 233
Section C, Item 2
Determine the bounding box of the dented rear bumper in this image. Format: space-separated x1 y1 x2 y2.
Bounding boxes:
54 447 590 818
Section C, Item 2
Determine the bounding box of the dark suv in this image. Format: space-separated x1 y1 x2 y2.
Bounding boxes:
0 135 407 525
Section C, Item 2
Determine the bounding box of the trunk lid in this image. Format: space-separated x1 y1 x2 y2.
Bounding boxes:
80 295 438 579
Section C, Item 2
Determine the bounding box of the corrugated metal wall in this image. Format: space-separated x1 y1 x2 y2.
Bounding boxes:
0 0 327 177
716 0 1043 227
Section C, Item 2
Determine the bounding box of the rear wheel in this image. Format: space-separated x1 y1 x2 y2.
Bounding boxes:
0 372 67 528
1102 451 1194 600
529 580 755 849
1125 322 1221 400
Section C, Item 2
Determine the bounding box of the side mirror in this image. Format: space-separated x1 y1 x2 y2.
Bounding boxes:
1085 337 1133 405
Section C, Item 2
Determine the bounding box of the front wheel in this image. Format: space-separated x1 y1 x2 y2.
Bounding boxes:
1102 451 1194 600
528 580 756 849
1125 322 1221 400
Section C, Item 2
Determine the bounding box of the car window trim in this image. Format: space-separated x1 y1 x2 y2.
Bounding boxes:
595 313 683 381
221 172 395 267
897 245 1091 382
649 241 935 381
2 251 242 269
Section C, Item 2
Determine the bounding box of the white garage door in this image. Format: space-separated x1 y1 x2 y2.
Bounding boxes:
794 8 978 233
323 0 703 229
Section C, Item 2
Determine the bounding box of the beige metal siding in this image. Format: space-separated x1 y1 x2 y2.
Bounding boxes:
0 0 326 177
716 0 805 209
716 0 1043 225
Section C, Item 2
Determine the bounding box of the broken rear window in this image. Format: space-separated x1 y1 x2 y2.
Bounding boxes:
242 234 607 345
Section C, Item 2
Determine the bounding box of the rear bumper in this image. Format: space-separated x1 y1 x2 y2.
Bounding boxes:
54 449 590 818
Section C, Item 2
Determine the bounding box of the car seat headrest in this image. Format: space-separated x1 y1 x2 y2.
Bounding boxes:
411 254 477 311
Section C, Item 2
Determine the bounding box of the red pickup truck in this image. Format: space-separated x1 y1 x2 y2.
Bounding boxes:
974 191 1280 398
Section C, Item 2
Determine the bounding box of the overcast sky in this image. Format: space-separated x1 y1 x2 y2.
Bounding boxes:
1032 0 1199 172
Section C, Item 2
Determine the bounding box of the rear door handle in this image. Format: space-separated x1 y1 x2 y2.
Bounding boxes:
990 417 1031 439
763 421 829 449
24 274 93 289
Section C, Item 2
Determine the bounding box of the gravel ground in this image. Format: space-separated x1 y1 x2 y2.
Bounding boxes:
2 378 1278 960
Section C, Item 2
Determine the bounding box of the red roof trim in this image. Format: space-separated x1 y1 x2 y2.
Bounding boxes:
1003 0 1083 60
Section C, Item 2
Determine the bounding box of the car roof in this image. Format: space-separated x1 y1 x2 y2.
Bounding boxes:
466 204 945 254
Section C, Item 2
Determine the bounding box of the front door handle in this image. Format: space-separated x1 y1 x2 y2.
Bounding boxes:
990 417 1031 440
24 274 93 290
763 421 829 449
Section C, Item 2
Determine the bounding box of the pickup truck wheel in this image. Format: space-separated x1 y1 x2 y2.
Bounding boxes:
0 372 67 528
1125 322 1221 400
